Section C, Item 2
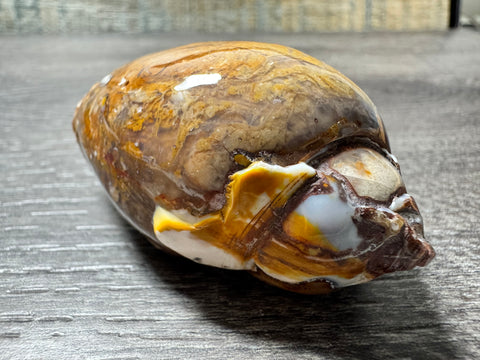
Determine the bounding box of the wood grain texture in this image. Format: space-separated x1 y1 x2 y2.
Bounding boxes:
0 30 479 359
0 0 449 34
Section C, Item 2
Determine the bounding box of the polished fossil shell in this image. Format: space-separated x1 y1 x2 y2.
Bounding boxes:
73 41 434 294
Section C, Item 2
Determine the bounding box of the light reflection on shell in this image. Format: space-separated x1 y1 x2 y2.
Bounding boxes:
73 41 435 294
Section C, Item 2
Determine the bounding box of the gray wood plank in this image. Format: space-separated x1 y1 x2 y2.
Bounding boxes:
1 30 479 360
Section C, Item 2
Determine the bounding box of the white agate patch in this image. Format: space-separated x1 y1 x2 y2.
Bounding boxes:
322 273 371 287
233 160 316 178
174 73 222 91
389 193 412 212
293 181 361 251
154 229 253 270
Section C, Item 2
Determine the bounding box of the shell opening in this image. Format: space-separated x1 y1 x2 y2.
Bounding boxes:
151 149 432 289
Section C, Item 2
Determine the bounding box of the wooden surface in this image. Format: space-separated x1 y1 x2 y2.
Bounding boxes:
1 30 479 359
0 0 450 33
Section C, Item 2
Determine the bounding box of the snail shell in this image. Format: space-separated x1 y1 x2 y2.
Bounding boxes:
73 41 435 294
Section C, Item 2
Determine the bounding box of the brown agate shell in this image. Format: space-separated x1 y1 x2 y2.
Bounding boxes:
73 41 434 294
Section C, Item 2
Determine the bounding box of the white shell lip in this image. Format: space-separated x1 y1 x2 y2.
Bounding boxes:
154 229 254 270
256 262 370 287
174 73 222 91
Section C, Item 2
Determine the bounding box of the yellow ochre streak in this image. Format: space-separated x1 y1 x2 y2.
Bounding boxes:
153 161 316 256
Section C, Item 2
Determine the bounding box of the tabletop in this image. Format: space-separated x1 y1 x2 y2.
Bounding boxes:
1 29 479 360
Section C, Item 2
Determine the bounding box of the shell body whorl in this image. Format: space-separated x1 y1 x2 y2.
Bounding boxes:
73 41 434 293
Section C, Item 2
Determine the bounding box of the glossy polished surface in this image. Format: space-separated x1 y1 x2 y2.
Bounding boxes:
73 41 435 293
73 42 389 234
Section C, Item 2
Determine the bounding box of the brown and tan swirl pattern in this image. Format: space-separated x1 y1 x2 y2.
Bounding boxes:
73 41 434 293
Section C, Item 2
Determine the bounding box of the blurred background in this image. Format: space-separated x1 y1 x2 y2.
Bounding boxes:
0 0 478 34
